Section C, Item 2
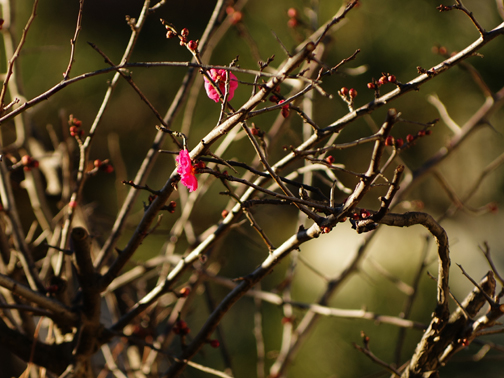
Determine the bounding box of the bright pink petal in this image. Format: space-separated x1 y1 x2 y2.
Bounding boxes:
181 171 198 192
176 150 198 192
204 69 238 103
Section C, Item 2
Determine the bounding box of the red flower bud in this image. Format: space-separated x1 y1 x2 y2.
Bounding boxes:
360 209 371 219
406 134 414 143
287 18 298 28
378 76 388 85
102 164 114 173
209 339 220 348
68 116 82 127
349 88 357 99
385 135 395 146
194 161 206 170
221 209 229 218
281 316 293 324
187 40 198 51
179 287 190 297
231 11 243 24
181 28 189 37
69 126 79 135
325 155 335 164
339 87 349 97
395 138 404 148
288 8 298 18
387 75 396 83
21 155 32 166
279 100 290 118
177 320 188 330
367 82 376 90
166 201 177 213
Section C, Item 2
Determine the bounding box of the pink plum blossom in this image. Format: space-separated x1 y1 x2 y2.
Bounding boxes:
203 69 238 103
176 149 198 192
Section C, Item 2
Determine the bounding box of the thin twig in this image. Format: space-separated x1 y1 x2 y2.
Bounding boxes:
0 0 40 110
62 0 85 80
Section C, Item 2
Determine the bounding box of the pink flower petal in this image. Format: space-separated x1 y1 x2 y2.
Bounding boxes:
176 149 198 192
204 69 238 103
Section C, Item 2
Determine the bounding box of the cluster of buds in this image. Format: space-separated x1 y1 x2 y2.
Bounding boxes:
367 73 397 91
163 200 177 213
351 208 371 220
384 135 404 149
338 87 358 110
411 129 432 141
385 129 432 149
287 8 299 28
432 45 448 55
69 114 84 138
93 159 114 174
21 155 39 171
172 320 190 335
226 6 243 25
436 4 452 12
162 21 198 52
339 87 357 99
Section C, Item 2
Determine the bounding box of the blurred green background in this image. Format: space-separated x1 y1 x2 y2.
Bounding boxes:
5 1 504 377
